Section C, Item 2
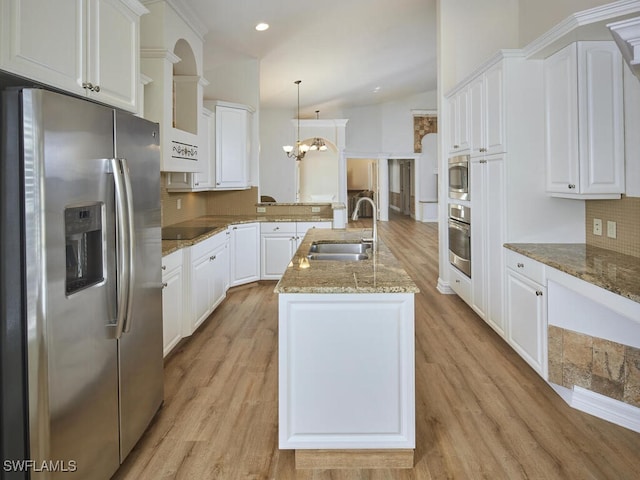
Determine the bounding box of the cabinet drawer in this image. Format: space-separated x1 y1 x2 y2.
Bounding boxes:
191 231 227 260
162 249 183 274
450 265 472 305
297 221 331 234
505 250 545 285
260 222 296 234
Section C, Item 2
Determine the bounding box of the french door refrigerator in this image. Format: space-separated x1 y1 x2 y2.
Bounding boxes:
0 87 163 480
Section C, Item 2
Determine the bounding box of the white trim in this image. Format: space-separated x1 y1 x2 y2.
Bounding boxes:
445 50 523 97
523 0 640 59
140 48 181 64
436 278 455 294
550 384 640 433
142 0 208 40
121 0 149 16
412 109 438 116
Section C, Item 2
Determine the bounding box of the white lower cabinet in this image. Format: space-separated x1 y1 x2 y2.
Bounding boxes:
261 222 297 280
278 292 415 449
186 230 229 335
470 155 505 336
229 222 260 287
260 221 332 280
162 249 184 357
505 250 547 378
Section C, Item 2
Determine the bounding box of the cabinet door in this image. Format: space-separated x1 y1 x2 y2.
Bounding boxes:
577 42 624 195
162 266 183 357
210 242 229 309
261 234 296 280
471 156 505 336
87 0 139 112
506 269 546 377
0 0 85 95
545 43 579 194
191 252 214 333
469 76 484 157
448 89 470 154
484 62 504 155
215 106 249 188
229 223 260 286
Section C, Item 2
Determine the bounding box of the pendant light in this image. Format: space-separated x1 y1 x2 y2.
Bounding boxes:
282 80 309 162
309 110 328 151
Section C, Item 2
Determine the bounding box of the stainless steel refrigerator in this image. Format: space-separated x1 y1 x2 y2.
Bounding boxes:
0 87 163 480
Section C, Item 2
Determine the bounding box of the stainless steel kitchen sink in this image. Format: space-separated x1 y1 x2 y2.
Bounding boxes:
307 241 372 261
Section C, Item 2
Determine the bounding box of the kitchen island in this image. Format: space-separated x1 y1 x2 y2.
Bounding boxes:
275 228 419 468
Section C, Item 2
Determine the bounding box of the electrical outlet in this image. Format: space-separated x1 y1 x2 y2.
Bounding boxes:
257 207 266 213
176 198 182 210
593 218 602 236
312 206 321 213
607 220 617 239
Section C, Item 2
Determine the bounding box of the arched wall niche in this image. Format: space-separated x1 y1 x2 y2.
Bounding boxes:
298 137 339 203
172 39 198 134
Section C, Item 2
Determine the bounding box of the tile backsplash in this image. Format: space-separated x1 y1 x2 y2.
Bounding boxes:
585 196 640 258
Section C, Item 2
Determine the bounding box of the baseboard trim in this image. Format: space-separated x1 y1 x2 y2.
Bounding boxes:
295 449 414 469
550 383 640 433
437 277 454 294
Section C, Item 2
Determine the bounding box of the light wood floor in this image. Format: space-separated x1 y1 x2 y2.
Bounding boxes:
113 213 640 479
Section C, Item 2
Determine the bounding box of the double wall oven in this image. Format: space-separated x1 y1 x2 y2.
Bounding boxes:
448 154 471 277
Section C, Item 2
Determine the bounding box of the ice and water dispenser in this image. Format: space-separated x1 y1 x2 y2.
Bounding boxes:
65 203 104 295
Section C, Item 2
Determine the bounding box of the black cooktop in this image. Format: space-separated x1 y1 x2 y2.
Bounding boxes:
161 226 215 240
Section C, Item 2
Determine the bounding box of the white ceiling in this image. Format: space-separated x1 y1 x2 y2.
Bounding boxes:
181 0 437 115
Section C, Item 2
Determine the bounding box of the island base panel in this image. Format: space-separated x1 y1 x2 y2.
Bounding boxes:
295 449 414 469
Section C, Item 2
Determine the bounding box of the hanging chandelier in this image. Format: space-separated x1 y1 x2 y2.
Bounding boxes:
308 110 328 151
282 80 309 162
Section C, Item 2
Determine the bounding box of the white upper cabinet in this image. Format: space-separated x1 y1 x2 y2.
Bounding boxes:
0 0 146 113
448 87 470 154
469 61 505 158
214 103 253 189
544 41 625 199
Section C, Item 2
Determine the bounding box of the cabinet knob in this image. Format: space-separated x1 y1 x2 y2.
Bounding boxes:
274 226 280 231
536 290 543 296
479 147 487 153
453 144 460 149
162 282 168 289
568 184 576 189
210 255 216 261
517 263 524 268
455 279 460 284
82 82 100 92
480 159 487 164
233 226 237 230
161 265 167 270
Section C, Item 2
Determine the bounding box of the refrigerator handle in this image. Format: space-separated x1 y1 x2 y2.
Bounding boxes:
111 158 130 339
120 158 136 334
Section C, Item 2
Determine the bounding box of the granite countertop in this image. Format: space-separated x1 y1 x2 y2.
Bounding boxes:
274 228 419 294
504 243 640 304
161 214 333 256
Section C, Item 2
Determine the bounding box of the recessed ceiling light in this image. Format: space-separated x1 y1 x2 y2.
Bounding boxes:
373 86 381 93
255 23 269 31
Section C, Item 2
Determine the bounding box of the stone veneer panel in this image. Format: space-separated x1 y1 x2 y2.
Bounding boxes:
413 115 438 153
548 326 640 408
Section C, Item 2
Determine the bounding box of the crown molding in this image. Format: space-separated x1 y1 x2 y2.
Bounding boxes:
608 16 640 78
523 0 640 58
140 48 181 64
141 0 208 41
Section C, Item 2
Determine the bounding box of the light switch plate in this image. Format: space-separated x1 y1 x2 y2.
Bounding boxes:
593 218 602 236
257 206 266 213
312 206 321 213
607 220 617 239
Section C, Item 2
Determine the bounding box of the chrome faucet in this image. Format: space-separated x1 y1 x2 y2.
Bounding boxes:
351 196 377 250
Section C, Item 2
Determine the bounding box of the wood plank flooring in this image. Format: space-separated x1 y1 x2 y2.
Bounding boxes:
113 213 640 479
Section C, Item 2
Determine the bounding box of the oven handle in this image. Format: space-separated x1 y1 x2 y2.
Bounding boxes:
448 218 470 233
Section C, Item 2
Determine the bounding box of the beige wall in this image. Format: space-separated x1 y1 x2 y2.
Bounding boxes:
437 0 519 93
